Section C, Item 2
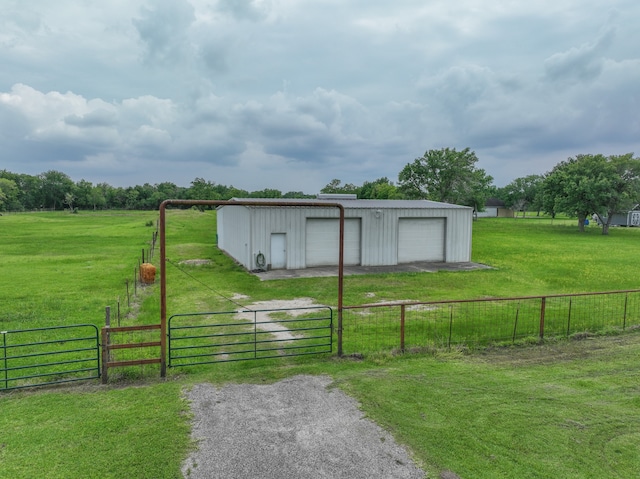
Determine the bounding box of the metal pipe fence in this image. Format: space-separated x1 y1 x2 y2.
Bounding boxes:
1 324 100 391
341 290 640 355
168 306 333 367
101 324 162 383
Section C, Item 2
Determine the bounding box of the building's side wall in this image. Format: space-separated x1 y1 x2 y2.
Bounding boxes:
216 205 252 269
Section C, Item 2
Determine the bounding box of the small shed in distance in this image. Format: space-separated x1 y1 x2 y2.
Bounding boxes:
216 195 473 271
476 198 514 218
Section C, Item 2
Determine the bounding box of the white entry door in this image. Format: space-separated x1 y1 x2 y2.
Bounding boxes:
270 233 287 269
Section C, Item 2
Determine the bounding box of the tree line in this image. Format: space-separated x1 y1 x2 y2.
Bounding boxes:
2 148 639 235
0 171 315 213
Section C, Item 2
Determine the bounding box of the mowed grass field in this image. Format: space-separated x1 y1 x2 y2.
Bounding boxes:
1 210 639 478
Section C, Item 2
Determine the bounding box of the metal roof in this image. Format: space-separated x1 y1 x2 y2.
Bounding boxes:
229 198 471 210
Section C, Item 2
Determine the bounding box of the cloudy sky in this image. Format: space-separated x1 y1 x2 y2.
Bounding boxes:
1 0 639 193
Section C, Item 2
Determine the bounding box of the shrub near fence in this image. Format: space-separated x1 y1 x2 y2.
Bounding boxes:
341 290 640 355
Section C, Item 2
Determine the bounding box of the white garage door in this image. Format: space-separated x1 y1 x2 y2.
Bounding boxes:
305 219 361 267
398 218 445 263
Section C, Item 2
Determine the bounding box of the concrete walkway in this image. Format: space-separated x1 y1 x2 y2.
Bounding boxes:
254 261 491 280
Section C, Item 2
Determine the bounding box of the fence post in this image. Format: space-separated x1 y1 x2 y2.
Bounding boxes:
400 304 405 353
623 294 628 330
566 298 572 337
126 279 130 308
448 305 454 351
539 297 546 340
102 306 111 384
512 303 520 344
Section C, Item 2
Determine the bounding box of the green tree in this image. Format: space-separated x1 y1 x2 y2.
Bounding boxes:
248 188 282 198
282 191 314 199
1 171 43 210
358 177 402 199
63 192 76 212
320 179 359 195
89 185 107 210
39 170 74 210
500 175 544 217
0 178 19 211
74 179 95 210
598 153 640 234
188 178 221 201
542 154 640 234
398 147 493 208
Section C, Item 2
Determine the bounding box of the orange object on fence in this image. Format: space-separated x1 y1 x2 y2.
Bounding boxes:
140 263 156 284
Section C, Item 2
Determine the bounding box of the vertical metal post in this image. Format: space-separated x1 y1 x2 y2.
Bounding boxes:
566 298 572 337
102 306 111 384
539 297 546 340
159 202 167 377
512 303 520 344
337 205 345 357
400 304 405 353
448 305 454 351
623 294 628 330
2 331 8 390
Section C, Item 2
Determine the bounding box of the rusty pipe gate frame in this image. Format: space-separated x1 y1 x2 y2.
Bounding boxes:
158 199 346 377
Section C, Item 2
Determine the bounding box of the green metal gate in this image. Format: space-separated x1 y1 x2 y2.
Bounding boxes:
1 324 100 391
168 306 332 367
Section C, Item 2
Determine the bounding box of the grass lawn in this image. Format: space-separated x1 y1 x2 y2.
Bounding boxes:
1 210 639 478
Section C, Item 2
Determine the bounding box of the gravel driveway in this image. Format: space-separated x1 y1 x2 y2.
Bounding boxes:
182 375 426 478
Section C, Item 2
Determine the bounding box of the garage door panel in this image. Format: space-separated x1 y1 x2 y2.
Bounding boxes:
398 218 445 263
306 219 361 266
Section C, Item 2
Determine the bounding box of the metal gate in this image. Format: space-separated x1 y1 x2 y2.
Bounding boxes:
168 306 332 367
1 324 100 391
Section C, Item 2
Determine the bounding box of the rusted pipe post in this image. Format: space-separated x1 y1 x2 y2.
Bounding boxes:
337 206 344 357
400 304 406 353
448 305 454 351
539 297 546 340
160 202 167 377
102 306 111 384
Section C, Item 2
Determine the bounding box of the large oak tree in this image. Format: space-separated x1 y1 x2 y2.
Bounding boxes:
398 147 493 209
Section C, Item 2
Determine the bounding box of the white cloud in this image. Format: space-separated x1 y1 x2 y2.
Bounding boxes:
0 0 639 191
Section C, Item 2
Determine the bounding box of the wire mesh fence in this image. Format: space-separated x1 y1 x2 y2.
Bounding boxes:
341 290 640 355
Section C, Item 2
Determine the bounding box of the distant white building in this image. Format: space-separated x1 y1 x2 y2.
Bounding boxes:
216 196 473 271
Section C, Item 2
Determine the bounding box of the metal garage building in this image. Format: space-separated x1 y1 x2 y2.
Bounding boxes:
216 196 473 271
